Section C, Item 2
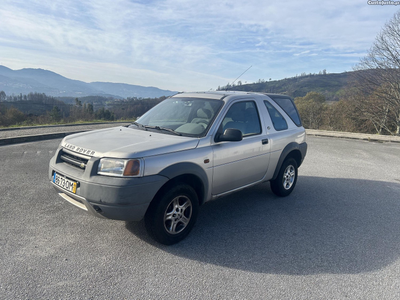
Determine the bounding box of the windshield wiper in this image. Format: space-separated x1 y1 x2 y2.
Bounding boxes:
131 121 141 127
157 126 182 136
143 125 182 136
130 121 146 130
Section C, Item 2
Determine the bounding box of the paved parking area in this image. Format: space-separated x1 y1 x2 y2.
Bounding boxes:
1 136 400 299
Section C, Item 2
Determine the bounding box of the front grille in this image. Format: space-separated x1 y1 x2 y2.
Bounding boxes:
60 149 89 170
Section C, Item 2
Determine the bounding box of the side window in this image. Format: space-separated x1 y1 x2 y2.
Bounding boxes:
264 101 288 131
222 101 261 136
268 96 302 126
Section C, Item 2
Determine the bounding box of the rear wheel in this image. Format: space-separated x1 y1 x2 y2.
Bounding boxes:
270 158 298 197
145 184 199 245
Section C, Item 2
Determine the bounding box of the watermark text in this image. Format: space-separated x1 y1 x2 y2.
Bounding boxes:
368 1 400 5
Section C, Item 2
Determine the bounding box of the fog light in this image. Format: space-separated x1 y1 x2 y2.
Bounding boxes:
93 205 102 213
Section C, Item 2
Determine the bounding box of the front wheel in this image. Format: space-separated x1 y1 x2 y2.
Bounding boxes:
270 158 298 197
145 184 199 245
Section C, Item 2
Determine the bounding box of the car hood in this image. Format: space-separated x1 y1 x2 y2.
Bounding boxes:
61 126 199 158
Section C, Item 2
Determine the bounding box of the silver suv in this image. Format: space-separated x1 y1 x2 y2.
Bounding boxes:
49 91 307 244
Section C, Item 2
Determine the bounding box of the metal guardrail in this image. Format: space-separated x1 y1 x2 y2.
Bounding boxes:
0 121 130 131
0 122 131 146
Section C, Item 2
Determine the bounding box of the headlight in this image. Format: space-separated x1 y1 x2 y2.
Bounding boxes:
98 158 144 177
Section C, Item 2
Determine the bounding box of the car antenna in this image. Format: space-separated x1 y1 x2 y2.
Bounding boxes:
226 65 252 91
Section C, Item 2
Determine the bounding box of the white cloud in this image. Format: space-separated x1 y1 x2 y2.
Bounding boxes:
0 0 398 90
294 50 311 56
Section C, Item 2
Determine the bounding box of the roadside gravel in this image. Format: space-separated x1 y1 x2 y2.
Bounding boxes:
306 129 400 143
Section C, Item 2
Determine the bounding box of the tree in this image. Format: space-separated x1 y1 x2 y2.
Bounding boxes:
86 103 94 115
75 98 82 107
326 91 378 134
349 86 395 134
0 91 6 101
294 92 326 129
49 106 62 122
323 100 353 132
0 106 25 127
354 10 400 135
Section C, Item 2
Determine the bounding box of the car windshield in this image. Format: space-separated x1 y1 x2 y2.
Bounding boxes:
130 97 224 137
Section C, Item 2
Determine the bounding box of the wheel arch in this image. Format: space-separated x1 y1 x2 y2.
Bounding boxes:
272 142 305 181
154 162 208 206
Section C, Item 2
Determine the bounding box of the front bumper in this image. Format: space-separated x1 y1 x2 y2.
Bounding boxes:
49 150 168 221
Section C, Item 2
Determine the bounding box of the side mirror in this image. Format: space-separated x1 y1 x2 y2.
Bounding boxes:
216 128 243 142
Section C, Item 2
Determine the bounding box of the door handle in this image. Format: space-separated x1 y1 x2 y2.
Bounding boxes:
262 139 269 145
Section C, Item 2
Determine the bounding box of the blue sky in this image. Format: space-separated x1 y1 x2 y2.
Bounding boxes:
0 0 398 91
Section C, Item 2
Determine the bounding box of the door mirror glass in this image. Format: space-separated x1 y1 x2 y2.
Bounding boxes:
216 128 243 142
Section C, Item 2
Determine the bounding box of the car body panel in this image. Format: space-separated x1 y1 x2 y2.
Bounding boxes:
211 97 271 195
60 126 199 158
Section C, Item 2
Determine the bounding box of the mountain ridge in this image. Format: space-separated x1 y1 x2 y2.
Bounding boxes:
0 65 177 99
225 72 354 101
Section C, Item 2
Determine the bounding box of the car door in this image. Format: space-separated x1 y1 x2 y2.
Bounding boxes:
212 100 271 195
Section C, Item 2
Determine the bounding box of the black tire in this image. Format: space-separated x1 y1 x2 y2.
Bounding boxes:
270 158 298 197
145 184 199 245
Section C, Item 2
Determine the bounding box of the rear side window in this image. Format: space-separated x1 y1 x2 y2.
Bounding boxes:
264 101 288 131
268 96 302 126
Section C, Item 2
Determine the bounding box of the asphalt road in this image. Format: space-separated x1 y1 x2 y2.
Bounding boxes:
1 136 400 299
